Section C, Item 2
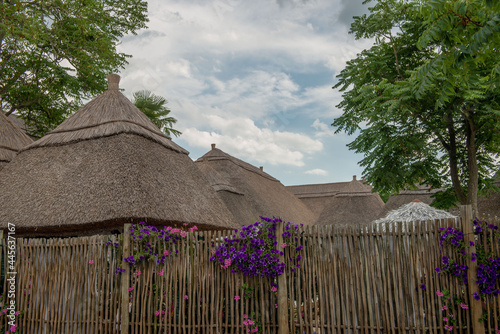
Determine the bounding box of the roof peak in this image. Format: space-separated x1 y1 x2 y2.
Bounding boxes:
107 73 120 90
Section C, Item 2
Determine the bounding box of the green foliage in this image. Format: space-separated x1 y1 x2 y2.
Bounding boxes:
132 90 181 137
333 0 500 210
0 0 149 137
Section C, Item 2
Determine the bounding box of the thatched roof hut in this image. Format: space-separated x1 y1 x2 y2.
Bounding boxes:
0 74 238 236
374 199 456 224
376 185 442 220
195 144 317 226
314 190 385 226
286 176 374 216
0 112 33 170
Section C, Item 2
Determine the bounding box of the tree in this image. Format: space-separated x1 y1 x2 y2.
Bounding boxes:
132 90 181 137
333 0 500 214
0 0 148 137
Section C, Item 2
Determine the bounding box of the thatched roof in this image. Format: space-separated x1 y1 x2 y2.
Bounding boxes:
0 112 33 170
0 74 238 236
373 199 456 224
376 185 442 220
195 144 317 226
315 192 385 226
478 179 500 217
286 176 373 216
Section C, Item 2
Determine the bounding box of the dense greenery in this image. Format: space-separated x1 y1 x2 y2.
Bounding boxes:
0 0 149 137
333 0 500 212
132 90 181 137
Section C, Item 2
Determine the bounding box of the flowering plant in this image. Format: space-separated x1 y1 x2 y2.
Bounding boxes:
435 218 500 327
210 217 303 279
111 222 197 273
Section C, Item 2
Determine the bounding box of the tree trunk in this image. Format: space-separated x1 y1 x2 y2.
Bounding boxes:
446 113 467 204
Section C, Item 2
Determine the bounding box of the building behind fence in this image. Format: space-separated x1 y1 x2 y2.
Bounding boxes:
1 215 499 333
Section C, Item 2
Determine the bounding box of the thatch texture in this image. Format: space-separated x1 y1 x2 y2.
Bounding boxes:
315 192 385 226
196 144 317 226
287 176 373 216
0 112 33 170
0 74 238 236
478 179 500 217
376 185 442 220
374 199 456 224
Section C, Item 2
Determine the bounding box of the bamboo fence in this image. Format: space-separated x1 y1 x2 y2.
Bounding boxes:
0 214 498 333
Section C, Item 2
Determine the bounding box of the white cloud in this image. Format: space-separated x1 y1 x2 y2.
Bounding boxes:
312 119 336 137
305 168 328 176
182 115 323 166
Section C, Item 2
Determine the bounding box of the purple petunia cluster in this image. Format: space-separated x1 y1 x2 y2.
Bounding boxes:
210 217 303 278
436 219 500 300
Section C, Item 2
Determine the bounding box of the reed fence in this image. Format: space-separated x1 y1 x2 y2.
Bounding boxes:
0 211 498 333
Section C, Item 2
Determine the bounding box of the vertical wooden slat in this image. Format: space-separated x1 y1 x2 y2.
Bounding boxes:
121 224 131 334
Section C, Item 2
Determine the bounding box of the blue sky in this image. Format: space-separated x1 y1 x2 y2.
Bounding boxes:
117 0 373 186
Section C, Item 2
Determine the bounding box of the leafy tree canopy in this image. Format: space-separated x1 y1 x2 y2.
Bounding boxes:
0 0 149 137
333 0 500 213
132 90 181 138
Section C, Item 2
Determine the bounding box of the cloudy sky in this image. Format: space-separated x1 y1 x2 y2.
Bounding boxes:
117 0 373 186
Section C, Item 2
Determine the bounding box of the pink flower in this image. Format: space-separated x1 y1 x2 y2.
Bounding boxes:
271 286 277 292
128 286 134 292
248 320 255 325
443 317 448 322
171 228 180 234
88 260 94 264
234 296 240 301
184 295 188 300
275 304 278 308
243 314 248 319
460 303 469 309
157 270 164 276
14 311 20 316
208 274 211 277
183 223 188 226
155 310 160 317
165 226 172 231
243 320 249 326
251 328 258 333
436 290 444 297
163 250 169 256
441 306 447 311
10 325 16 333
134 270 142 276
162 310 165 315
2 309 7 314
280 243 287 248
180 231 187 237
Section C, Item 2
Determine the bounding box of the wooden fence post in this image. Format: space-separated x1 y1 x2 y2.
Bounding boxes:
121 223 131 334
461 205 484 334
276 220 289 334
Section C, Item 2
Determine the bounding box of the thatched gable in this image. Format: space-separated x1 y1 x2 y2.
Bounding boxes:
315 192 385 226
0 112 33 170
0 74 238 236
286 176 373 216
196 144 317 226
374 199 456 224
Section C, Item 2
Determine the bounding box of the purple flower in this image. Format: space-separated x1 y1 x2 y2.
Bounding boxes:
420 284 426 290
473 292 480 301
442 256 449 265
435 267 441 273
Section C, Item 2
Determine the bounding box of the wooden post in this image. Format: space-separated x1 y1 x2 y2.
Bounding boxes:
461 205 484 334
121 223 131 334
276 221 289 334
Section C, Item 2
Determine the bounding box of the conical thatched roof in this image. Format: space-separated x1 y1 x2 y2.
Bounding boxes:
195 144 317 226
373 199 457 224
0 112 33 170
286 176 373 216
0 74 238 236
315 191 385 226
376 185 443 220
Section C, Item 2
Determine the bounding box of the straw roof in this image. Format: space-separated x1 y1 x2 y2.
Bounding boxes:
0 74 238 236
374 199 456 224
376 185 442 220
478 179 500 217
0 112 33 170
315 192 385 226
286 176 373 216
195 144 317 226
